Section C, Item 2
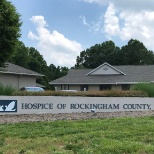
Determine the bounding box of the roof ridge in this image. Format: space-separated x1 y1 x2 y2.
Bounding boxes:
0 62 44 76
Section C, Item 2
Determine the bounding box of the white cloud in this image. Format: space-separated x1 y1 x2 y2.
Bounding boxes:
81 0 154 50
81 0 154 10
28 16 82 68
30 16 47 28
79 16 90 26
28 31 39 40
104 3 120 36
79 14 104 33
113 0 154 12
80 0 108 5
103 2 154 50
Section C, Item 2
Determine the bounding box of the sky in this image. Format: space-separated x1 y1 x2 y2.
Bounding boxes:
9 0 154 68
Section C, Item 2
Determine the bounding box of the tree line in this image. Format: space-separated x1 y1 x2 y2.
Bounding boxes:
0 0 68 89
9 41 68 89
75 39 154 68
1 0 154 89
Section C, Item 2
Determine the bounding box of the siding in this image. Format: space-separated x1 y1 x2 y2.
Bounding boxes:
89 85 99 91
54 84 126 91
0 74 36 89
19 75 36 88
69 85 80 91
112 85 122 90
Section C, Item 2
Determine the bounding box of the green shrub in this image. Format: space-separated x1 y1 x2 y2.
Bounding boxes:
0 84 5 94
12 90 147 97
0 84 16 95
133 83 154 97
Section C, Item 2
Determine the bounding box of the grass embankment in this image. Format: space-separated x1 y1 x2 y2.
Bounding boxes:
0 117 154 154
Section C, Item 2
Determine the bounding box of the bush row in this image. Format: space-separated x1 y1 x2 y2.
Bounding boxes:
12 90 147 97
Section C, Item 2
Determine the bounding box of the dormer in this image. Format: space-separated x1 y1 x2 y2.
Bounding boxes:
86 62 126 76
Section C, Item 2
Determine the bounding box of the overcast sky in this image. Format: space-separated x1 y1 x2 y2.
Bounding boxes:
9 0 154 68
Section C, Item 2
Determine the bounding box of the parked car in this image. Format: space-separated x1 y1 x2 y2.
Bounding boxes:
20 87 45 92
61 90 78 92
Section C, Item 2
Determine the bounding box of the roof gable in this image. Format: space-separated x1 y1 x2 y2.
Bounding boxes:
86 62 126 76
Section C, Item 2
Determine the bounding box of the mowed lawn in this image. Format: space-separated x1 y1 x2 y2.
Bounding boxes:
0 116 154 154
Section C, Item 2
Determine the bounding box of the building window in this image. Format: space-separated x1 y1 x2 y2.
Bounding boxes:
100 85 112 90
61 85 69 90
81 85 89 91
122 84 130 90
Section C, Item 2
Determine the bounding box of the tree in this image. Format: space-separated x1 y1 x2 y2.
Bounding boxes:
0 0 22 66
9 41 29 68
27 47 52 90
28 47 48 74
10 43 69 90
120 39 154 65
74 39 154 68
10 43 49 74
75 41 120 68
49 64 68 81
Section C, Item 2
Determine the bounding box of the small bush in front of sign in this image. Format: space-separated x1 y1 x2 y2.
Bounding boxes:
0 83 16 95
133 83 154 97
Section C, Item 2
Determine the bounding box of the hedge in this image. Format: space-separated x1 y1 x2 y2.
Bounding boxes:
12 90 147 97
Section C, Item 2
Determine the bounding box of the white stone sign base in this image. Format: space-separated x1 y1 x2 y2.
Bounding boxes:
0 96 153 115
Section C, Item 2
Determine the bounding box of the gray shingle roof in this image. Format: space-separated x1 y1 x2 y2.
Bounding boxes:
0 63 44 76
50 65 154 85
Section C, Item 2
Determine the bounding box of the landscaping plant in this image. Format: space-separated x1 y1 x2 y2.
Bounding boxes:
0 84 16 95
133 83 154 97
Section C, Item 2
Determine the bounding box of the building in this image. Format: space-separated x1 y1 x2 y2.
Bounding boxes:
0 63 44 89
49 62 154 91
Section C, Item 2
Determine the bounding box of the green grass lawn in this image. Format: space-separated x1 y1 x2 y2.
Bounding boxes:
0 116 154 154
